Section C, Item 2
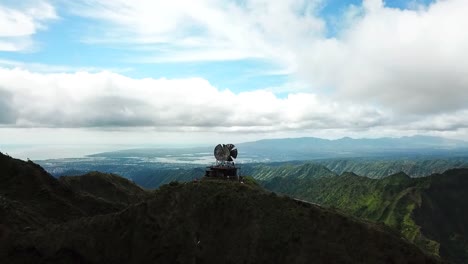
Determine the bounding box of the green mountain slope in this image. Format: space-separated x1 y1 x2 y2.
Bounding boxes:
320 158 468 178
4 181 440 264
0 153 133 231
0 152 440 263
263 169 468 263
129 167 205 187
59 171 150 205
110 163 334 189
413 169 468 264
242 162 336 181
110 158 468 190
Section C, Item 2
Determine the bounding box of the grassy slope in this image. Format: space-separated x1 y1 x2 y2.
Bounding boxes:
263 169 468 263
127 159 468 190
0 153 441 263
414 170 468 264
0 152 157 247
127 163 335 189
320 158 468 178
241 163 336 181
5 181 439 264
0 153 127 231
59 171 150 205
130 167 205 188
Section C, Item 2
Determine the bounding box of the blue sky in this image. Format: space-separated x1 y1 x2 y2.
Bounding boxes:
0 0 433 91
1 0 468 158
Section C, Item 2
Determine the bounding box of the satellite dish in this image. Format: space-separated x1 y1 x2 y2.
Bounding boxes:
214 144 238 161
225 144 237 161
214 144 228 161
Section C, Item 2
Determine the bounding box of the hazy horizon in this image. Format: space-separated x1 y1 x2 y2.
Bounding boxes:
3 134 468 160
2 0 468 149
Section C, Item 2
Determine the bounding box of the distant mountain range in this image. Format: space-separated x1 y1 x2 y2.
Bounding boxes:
237 135 468 160
93 158 468 190
0 152 440 263
85 135 468 163
36 135 468 190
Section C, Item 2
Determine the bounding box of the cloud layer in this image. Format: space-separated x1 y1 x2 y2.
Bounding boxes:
69 0 323 66
0 67 387 133
67 0 468 116
299 0 468 114
0 0 57 51
2 66 468 138
2 0 468 141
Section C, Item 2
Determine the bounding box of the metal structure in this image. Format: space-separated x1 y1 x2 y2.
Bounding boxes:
214 143 238 162
205 144 239 180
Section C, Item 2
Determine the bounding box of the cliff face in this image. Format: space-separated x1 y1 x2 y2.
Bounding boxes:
0 153 441 264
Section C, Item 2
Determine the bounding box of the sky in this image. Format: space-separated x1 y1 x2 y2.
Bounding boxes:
1 0 468 157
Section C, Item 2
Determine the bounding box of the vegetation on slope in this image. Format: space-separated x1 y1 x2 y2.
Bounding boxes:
4 181 439 264
0 153 132 232
241 162 336 181
263 169 468 263
59 171 150 205
129 167 205 187
111 158 468 190
0 152 440 264
413 169 468 264
319 158 468 178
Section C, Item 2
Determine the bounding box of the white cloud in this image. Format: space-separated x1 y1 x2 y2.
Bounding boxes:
67 0 468 117
2 66 468 141
2 0 468 143
0 0 57 51
69 0 324 67
298 0 468 115
0 67 386 133
0 59 133 74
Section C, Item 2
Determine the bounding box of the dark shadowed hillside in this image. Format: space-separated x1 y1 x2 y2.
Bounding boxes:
0 152 441 263
129 167 205 187
264 169 468 263
59 171 150 205
414 169 468 264
4 181 440 264
0 153 137 232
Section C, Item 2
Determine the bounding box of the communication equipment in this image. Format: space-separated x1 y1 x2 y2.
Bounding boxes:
205 143 240 180
214 144 238 161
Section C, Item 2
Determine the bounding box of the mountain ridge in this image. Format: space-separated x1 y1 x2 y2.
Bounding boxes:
58 171 150 205
0 152 442 263
263 168 468 263
237 135 468 160
80 135 468 167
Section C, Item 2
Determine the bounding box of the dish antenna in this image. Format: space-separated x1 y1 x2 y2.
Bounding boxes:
205 143 240 180
214 144 238 161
